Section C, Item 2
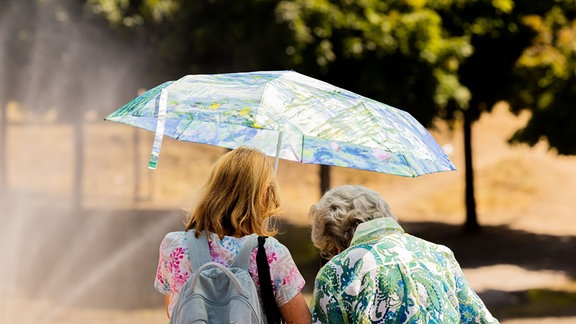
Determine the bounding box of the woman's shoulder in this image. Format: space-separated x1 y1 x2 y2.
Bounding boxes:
160 231 187 249
412 234 455 256
163 230 186 240
261 235 282 247
260 235 292 257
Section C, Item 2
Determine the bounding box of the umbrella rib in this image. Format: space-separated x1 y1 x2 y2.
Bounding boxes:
399 153 416 177
358 101 395 152
174 119 194 140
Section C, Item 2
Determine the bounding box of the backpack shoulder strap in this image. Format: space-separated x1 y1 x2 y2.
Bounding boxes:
231 234 258 270
257 236 284 324
186 230 212 272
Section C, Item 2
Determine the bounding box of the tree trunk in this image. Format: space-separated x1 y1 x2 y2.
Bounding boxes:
319 165 330 196
463 110 480 233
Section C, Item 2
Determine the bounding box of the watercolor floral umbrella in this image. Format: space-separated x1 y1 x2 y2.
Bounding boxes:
105 70 455 176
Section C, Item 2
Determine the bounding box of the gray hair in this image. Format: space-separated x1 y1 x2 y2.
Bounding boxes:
309 185 396 260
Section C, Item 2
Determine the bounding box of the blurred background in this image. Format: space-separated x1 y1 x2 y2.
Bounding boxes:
1 0 575 323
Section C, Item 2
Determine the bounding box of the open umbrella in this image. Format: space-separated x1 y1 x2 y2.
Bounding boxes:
106 70 455 177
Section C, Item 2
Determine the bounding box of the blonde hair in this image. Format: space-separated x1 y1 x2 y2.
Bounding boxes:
185 146 282 239
309 185 396 260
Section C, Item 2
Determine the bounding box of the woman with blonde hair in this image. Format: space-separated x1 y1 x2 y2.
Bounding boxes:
309 185 498 323
154 146 311 323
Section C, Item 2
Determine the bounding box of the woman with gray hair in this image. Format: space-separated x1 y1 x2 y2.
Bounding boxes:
309 185 498 324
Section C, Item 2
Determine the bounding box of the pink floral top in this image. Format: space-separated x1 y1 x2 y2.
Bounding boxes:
154 231 306 317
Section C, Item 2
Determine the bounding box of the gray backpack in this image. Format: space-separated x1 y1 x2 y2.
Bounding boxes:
170 231 264 324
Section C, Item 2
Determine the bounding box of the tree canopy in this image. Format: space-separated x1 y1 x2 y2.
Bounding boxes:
87 0 576 154
275 0 473 125
86 0 576 230
509 2 576 155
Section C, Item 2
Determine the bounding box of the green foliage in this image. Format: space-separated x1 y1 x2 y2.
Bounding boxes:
433 0 532 122
510 2 576 154
436 0 576 154
276 0 473 125
87 0 181 27
87 0 576 154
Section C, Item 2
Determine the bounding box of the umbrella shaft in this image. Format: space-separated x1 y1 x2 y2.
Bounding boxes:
274 132 283 175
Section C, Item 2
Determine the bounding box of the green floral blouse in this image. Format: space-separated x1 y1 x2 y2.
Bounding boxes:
310 217 499 323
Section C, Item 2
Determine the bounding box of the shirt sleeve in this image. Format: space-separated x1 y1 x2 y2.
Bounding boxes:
446 251 500 324
154 234 171 295
154 232 191 296
262 237 306 307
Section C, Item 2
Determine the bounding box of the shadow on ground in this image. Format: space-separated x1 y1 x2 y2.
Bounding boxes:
4 204 575 320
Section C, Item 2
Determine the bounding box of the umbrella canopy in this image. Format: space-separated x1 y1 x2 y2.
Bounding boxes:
106 70 455 177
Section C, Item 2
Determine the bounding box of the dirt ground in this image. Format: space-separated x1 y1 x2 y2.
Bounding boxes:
1 104 575 323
